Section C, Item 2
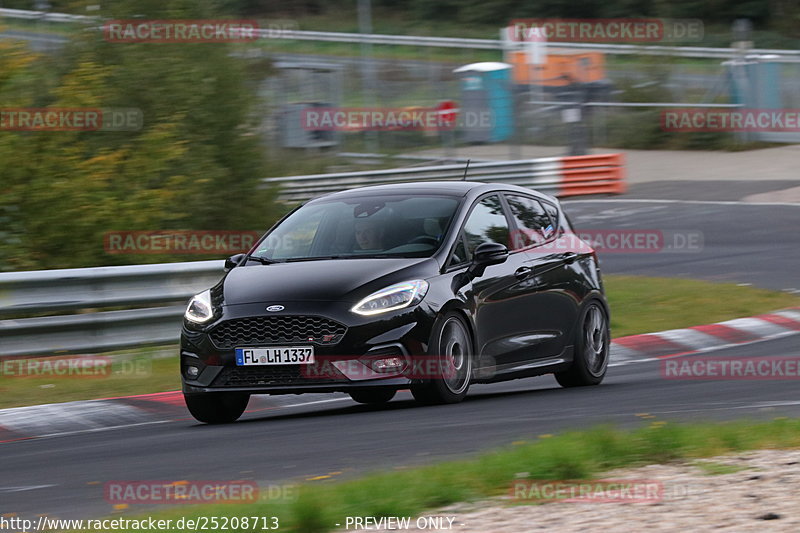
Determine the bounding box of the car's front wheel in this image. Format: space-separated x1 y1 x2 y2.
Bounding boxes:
555 301 610 387
411 312 473 405
184 393 250 424
349 389 396 404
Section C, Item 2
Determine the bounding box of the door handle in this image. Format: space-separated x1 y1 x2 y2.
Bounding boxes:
562 252 578 264
515 266 533 280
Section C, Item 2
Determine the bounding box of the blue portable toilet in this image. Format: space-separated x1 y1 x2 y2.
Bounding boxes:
727 58 780 109
726 56 799 142
453 62 514 143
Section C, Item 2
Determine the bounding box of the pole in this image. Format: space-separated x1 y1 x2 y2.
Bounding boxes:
358 0 379 153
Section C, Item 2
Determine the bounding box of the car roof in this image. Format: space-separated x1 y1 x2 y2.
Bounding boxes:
311 180 557 203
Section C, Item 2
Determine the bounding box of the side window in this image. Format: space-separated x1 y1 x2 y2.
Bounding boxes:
505 195 555 249
542 202 560 231
462 195 510 255
447 235 469 267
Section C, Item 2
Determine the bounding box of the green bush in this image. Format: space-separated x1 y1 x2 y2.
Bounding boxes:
0 1 287 271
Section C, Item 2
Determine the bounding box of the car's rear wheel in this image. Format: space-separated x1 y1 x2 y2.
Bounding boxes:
555 301 609 387
184 392 250 424
411 312 473 405
349 389 396 404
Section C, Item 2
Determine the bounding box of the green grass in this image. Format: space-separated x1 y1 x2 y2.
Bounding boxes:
0 347 181 410
85 418 800 533
603 275 798 337
0 19 80 37
1 275 796 409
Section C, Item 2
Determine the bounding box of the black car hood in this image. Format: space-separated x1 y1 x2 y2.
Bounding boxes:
221 257 439 305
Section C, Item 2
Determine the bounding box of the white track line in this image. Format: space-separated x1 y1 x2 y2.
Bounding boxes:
563 199 800 207
0 397 354 441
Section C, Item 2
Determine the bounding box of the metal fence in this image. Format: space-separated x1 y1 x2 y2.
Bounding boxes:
6 7 800 149
0 261 224 357
3 8 800 61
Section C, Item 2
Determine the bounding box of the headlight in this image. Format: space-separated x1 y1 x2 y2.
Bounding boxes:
185 289 214 324
351 280 429 316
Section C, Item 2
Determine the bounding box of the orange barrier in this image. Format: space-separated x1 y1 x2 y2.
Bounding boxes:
558 153 626 197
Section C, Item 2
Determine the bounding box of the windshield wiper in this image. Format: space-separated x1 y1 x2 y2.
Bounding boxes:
282 254 410 262
245 255 280 265
283 255 346 262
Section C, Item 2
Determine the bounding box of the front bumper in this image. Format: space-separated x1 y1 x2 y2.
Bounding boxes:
180 300 436 395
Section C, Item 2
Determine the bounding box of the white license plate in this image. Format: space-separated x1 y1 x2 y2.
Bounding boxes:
235 347 315 365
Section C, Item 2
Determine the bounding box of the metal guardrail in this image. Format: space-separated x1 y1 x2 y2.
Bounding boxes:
0 260 223 316
264 159 564 204
264 29 800 61
0 7 90 23
263 155 625 204
1 305 187 358
0 261 224 357
337 152 490 165
3 8 800 61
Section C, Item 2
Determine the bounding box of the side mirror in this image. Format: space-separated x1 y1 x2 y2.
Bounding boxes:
468 242 508 277
224 253 245 272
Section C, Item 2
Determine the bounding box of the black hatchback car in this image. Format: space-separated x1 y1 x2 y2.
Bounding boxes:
181 181 610 423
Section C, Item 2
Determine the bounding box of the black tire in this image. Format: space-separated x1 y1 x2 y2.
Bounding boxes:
411 312 473 405
555 300 610 387
184 393 250 424
349 389 397 404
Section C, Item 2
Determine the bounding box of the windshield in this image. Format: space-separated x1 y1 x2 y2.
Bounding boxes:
251 194 461 261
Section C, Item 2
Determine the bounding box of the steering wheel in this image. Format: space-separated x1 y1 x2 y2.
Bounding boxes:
409 235 439 246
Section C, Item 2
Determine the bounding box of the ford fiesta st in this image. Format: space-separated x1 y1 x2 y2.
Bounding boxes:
181 181 610 423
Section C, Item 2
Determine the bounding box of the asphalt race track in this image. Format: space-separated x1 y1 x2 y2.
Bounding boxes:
563 199 800 292
1 198 799 522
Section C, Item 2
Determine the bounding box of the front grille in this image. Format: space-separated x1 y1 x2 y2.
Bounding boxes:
208 315 347 350
213 365 345 387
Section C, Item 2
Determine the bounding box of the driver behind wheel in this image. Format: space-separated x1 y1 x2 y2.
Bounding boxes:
354 216 385 251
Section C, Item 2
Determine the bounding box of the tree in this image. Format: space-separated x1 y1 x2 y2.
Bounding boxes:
0 0 280 270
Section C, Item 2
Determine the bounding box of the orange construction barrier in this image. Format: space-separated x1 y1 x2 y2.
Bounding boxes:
559 153 626 197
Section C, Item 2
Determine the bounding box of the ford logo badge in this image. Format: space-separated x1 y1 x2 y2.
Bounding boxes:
266 305 284 312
